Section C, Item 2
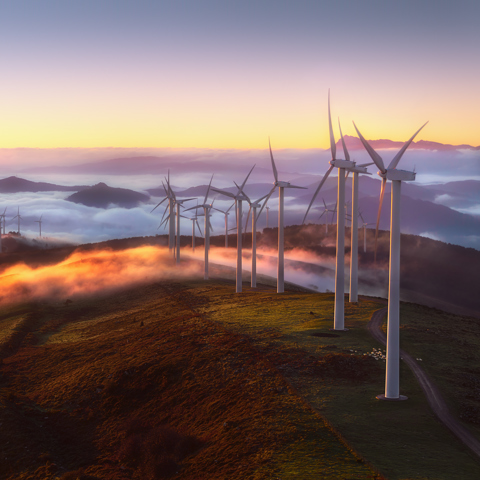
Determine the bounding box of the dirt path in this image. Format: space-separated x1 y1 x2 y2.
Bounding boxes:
368 307 480 459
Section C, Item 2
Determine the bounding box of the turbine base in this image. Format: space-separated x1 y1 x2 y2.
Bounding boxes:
376 394 408 401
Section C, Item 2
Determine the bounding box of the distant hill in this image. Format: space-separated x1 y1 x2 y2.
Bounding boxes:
66 182 150 208
335 135 480 152
0 176 87 193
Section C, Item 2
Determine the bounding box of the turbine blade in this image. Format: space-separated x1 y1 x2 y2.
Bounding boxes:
254 192 269 204
256 186 276 220
268 138 279 183
374 177 387 262
184 204 203 212
239 164 255 194
338 118 350 161
233 180 251 203
353 121 386 173
226 202 235 213
328 89 336 160
208 219 214 232
150 197 167 213
196 220 203 236
204 174 214 204
358 162 374 168
285 184 307 189
318 210 326 220
302 164 334 224
322 198 327 209
331 201 337 224
211 187 236 199
387 121 429 170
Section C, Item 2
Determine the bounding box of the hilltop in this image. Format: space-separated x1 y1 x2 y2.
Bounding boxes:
66 183 150 209
1 272 480 479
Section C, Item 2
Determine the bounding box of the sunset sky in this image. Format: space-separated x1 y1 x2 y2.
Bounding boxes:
1 0 479 150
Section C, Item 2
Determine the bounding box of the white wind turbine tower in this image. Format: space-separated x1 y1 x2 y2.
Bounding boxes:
173 198 195 264
185 175 215 280
338 130 372 303
1 207 6 235
212 166 255 293
151 172 176 253
188 203 203 252
35 215 43 237
303 92 355 330
212 203 235 248
242 191 269 288
0 208 5 252
258 141 306 293
318 199 336 234
359 212 372 253
353 120 428 400
13 207 23 235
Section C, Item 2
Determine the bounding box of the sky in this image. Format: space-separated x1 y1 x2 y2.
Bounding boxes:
1 0 479 151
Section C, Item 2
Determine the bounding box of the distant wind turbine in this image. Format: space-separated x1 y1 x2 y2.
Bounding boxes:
189 202 203 252
0 208 5 252
212 203 235 248
241 191 269 288
1 207 6 235
354 119 428 400
265 206 270 228
318 199 336 234
258 141 306 293
151 171 176 253
185 174 215 280
35 215 43 237
212 166 255 293
13 207 22 235
359 212 372 253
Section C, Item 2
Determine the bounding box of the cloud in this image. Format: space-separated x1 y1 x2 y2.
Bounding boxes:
0 246 205 305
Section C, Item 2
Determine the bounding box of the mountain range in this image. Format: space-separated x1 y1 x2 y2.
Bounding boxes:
335 135 480 152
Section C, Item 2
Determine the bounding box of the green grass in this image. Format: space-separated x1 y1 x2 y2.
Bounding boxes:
200 283 480 479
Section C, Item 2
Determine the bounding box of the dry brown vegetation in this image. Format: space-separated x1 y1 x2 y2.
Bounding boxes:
0 280 382 480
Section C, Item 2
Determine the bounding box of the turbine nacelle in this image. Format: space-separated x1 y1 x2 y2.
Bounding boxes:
350 165 371 175
385 169 416 182
330 159 355 169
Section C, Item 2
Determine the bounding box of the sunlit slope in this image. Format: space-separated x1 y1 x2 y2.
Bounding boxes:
0 280 380 480
1 276 480 479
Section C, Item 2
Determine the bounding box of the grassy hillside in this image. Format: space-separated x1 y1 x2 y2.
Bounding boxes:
1 270 480 479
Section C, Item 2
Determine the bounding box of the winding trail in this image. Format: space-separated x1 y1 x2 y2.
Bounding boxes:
368 307 480 459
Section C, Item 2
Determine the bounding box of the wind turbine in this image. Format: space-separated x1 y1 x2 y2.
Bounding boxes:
212 203 235 248
303 92 355 329
188 203 203 252
0 208 5 252
13 207 23 235
341 140 372 303
173 198 195 264
151 172 177 253
258 141 306 293
212 166 255 293
185 175 215 280
359 212 372 254
35 215 43 237
241 191 270 288
318 199 335 234
1 207 5 235
353 120 428 400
